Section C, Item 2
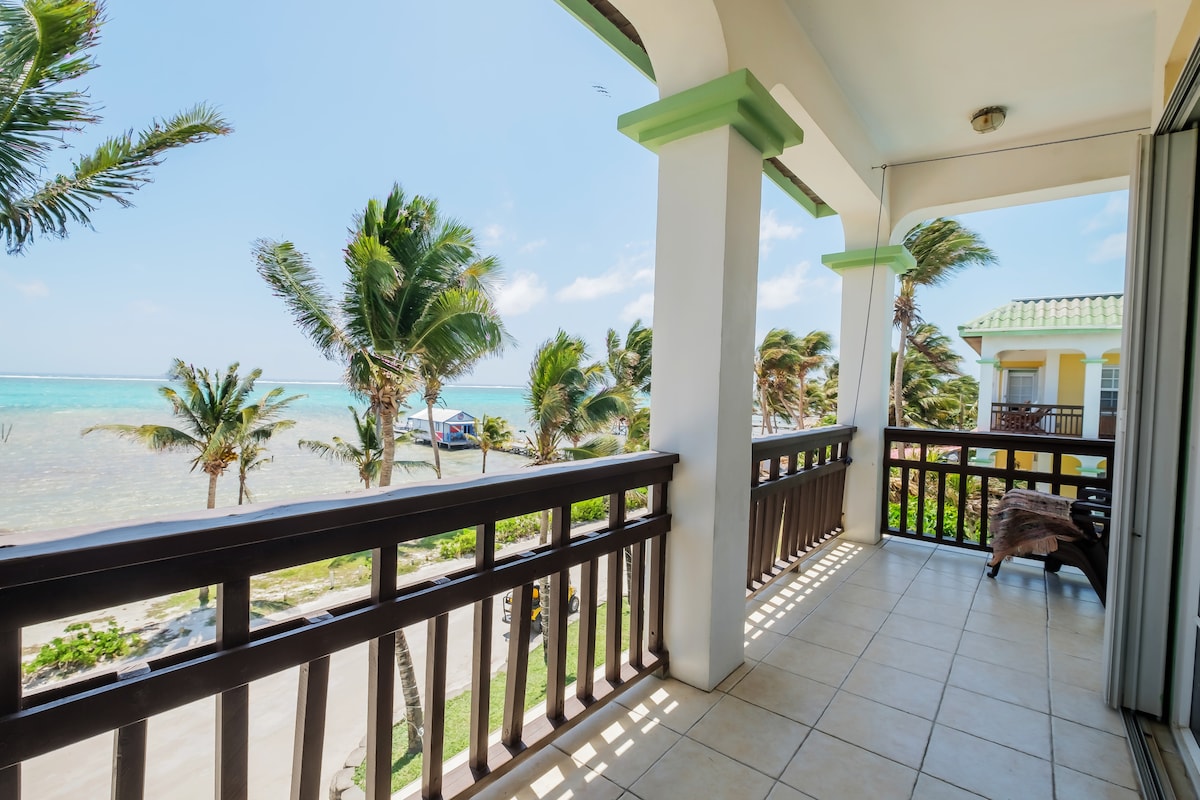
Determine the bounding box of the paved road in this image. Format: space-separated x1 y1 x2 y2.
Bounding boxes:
23 554 613 800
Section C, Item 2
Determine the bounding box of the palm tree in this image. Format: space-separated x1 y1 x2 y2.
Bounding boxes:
299 406 431 488
792 330 832 429
889 324 967 429
83 361 298 605
605 320 653 394
232 386 302 505
0 0 231 253
255 184 507 485
467 414 512 474
892 218 996 427
755 329 804 434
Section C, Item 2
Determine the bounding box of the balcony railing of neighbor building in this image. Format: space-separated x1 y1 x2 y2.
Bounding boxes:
0 451 677 800
748 426 854 596
990 403 1085 436
882 427 1114 552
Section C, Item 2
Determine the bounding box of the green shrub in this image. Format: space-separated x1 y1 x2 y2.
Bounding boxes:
626 488 648 510
24 621 141 677
436 529 477 560
571 497 607 523
495 514 540 544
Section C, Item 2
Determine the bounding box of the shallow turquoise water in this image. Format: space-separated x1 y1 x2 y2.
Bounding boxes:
0 376 534 535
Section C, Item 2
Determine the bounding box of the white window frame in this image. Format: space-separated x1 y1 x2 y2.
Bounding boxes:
1003 369 1038 405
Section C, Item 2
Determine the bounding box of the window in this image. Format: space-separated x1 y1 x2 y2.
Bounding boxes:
1101 365 1119 412
1004 369 1037 405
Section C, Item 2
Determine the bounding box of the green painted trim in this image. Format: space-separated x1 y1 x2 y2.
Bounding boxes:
763 160 836 219
618 69 803 157
977 358 999 365
553 0 654 80
821 245 916 275
958 327 1122 337
1082 357 1108 364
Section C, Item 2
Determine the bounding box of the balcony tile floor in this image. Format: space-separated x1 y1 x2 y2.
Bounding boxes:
483 536 1138 800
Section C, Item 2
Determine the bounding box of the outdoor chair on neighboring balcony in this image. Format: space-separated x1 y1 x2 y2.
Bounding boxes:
987 487 1111 604
995 404 1053 434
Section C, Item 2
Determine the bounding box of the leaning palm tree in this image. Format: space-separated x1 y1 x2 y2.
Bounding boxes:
467 414 512 474
231 387 302 505
83 361 297 604
300 407 431 488
755 328 804 434
605 320 653 395
0 0 231 253
892 218 996 426
792 330 832 429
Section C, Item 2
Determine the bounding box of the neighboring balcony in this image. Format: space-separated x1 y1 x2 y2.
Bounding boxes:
989 403 1117 440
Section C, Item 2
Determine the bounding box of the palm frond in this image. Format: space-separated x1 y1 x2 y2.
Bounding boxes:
254 239 349 361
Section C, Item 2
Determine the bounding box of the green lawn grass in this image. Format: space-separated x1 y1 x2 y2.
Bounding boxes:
356 599 633 793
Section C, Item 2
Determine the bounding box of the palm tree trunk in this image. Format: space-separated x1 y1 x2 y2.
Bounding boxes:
481 446 488 474
394 628 424 754
206 471 218 509
237 475 246 505
379 404 396 487
426 400 443 479
893 316 910 428
759 385 772 434
796 369 808 430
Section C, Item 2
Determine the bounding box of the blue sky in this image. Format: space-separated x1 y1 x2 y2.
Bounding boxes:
0 2 1128 386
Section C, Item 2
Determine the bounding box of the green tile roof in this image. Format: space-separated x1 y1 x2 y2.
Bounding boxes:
958 294 1123 336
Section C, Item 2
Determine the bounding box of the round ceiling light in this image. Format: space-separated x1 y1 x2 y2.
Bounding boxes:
971 106 1007 134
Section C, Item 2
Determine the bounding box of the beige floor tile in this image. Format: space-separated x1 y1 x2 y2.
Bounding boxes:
1047 606 1106 638
901 580 976 608
630 736 774 800
1049 681 1125 736
807 596 890 633
762 636 857 687
948 655 1050 713
911 773 986 798
730 662 836 726
616 677 720 735
553 702 682 789
829 583 903 611
1051 717 1138 789
1048 627 1104 662
788 614 876 656
970 591 1048 623
965 608 1049 646
814 690 932 768
765 782 817 800
935 685 1050 757
911 567 982 593
489 743 626 800
688 695 809 778
845 566 918 595
922 724 1053 800
840 658 946 720
1053 765 1141 800
780 730 917 800
956 630 1048 677
714 660 754 693
878 613 963 653
862 633 954 682
1049 649 1106 693
744 625 786 661
894 593 971 627
989 567 1048 594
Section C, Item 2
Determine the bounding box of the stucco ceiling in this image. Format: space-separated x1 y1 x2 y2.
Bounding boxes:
783 0 1156 163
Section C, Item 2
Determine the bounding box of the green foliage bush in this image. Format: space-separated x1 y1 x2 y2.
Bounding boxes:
887 501 978 541
436 529 476 560
496 514 540 545
24 621 141 677
571 497 607 523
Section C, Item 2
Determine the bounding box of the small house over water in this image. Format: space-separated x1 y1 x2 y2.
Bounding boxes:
406 409 477 449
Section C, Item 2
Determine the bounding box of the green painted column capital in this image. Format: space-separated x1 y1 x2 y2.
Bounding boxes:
821 245 916 276
977 358 999 366
618 68 803 158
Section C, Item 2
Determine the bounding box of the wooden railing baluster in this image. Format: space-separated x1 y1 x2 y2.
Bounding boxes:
469 522 495 777
648 483 667 657
216 577 251 800
0 628 18 800
546 505 571 723
422 612 449 798
577 547 599 703
290 614 332 800
606 494 626 685
502 582 534 748
366 546 397 800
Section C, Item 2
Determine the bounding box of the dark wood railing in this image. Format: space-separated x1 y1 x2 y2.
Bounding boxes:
882 428 1114 551
990 403 1085 436
0 451 677 800
748 426 854 595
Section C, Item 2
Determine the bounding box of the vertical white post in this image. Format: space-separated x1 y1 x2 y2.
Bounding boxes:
1042 352 1061 406
823 246 915 544
977 358 998 431
621 69 805 690
1082 357 1106 438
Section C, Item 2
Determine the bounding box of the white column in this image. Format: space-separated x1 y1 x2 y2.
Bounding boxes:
977 358 998 431
823 246 915 544
1042 352 1060 406
1082 357 1106 438
622 69 804 690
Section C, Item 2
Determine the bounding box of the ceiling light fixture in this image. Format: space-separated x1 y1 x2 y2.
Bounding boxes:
971 106 1007 134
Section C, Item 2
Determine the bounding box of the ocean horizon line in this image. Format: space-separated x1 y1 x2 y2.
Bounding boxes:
0 373 524 389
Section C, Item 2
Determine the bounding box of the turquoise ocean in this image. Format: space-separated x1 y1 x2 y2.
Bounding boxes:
0 376 533 536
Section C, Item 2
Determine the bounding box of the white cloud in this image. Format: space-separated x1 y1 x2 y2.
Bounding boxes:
16 280 48 298
760 210 803 254
1088 232 1127 263
519 238 547 254
495 272 547 316
555 248 655 302
621 292 654 323
481 224 506 247
1082 193 1127 234
757 262 816 310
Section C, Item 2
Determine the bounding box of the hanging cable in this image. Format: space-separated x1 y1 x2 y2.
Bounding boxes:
877 127 1147 170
